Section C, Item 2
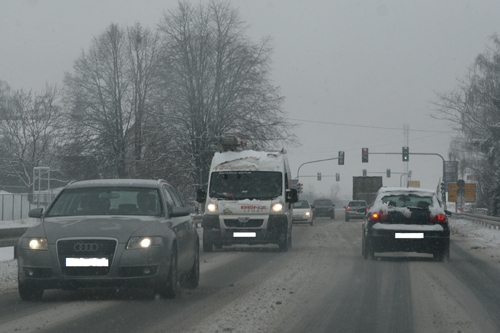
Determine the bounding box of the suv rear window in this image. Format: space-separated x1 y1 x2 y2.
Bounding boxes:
348 201 366 207
313 199 333 206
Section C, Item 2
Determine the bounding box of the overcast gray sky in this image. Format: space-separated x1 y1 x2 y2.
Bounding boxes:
1 0 499 198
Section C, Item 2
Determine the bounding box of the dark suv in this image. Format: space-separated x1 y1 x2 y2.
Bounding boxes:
345 200 367 221
312 199 335 219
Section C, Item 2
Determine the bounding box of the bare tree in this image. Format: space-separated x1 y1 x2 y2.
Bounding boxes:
64 23 162 179
157 0 296 186
0 85 64 190
433 35 500 214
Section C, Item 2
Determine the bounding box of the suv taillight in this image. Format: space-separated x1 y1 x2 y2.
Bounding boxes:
430 213 447 223
346 206 351 211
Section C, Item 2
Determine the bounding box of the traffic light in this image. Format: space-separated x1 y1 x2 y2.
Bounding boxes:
402 146 409 162
317 172 322 181
338 151 344 165
296 183 303 194
336 173 340 181
386 169 391 178
362 148 369 163
440 182 445 201
363 169 367 177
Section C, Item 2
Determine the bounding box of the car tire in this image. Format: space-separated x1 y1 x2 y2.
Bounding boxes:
310 219 313 226
180 245 199 289
18 281 44 301
202 234 213 252
279 230 291 252
434 246 450 262
156 247 178 299
345 215 349 222
363 237 375 260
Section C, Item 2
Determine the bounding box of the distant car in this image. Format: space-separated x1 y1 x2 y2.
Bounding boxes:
293 200 313 225
312 199 335 219
362 187 451 261
345 200 367 221
17 179 199 301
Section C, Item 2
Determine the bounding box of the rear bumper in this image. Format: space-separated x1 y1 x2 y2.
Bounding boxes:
365 225 449 254
346 212 365 219
367 234 449 253
313 208 334 217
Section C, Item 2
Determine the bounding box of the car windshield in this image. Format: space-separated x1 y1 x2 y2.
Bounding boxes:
209 171 282 200
293 200 310 209
46 187 162 217
349 201 366 207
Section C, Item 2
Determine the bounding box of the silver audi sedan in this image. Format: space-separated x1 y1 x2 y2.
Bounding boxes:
17 179 199 301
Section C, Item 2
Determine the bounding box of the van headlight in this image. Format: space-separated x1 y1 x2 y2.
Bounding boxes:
272 203 283 212
207 203 217 213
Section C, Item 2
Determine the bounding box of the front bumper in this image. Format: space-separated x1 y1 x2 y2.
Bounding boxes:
17 240 171 290
203 214 289 245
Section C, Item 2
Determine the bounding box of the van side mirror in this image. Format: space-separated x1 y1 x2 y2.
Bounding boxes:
286 188 298 203
196 188 206 203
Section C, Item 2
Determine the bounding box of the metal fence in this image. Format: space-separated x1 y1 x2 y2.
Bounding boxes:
0 193 56 222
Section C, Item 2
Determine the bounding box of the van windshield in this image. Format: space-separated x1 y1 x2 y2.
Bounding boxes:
209 171 282 200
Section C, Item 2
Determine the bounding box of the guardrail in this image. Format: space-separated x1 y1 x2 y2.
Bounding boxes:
454 212 500 229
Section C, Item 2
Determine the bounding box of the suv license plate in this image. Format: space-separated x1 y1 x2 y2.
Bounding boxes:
395 233 424 239
233 232 256 238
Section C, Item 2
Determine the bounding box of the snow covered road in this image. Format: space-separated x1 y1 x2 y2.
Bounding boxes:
0 216 500 332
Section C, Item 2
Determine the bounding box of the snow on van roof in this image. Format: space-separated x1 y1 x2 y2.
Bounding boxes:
211 150 284 172
378 187 436 195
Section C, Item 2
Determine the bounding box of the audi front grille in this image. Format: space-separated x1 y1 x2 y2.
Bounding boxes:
57 239 117 276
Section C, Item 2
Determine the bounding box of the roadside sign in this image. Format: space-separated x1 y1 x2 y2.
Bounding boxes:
408 180 420 188
448 183 476 203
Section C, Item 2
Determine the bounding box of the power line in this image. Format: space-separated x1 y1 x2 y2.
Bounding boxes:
289 118 456 133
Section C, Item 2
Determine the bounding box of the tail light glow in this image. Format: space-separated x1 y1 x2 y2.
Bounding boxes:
430 213 447 223
369 210 387 221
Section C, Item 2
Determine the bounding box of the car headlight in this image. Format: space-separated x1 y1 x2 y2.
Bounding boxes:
272 203 283 212
21 237 48 251
126 236 162 249
207 203 217 213
305 212 310 216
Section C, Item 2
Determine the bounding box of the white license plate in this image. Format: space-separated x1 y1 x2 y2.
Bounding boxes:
395 233 424 239
233 232 256 238
66 258 109 267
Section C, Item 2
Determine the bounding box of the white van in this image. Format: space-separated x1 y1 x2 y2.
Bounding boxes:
196 142 298 252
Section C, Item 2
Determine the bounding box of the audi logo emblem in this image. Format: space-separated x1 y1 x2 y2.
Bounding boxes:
73 243 99 252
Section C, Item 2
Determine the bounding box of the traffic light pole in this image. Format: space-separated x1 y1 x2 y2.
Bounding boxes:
296 157 339 181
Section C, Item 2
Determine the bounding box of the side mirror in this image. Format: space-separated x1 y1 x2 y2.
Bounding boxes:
286 188 298 203
444 210 452 216
28 207 44 218
171 206 191 217
196 188 206 203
